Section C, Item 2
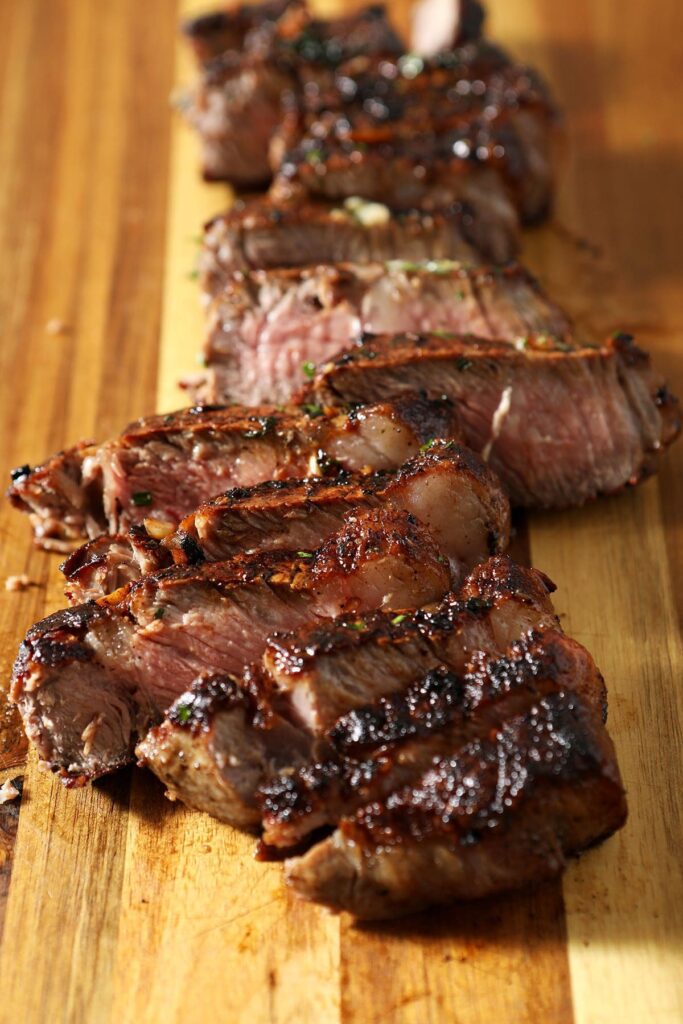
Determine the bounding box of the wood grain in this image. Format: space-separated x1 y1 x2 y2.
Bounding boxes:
0 1 681 1022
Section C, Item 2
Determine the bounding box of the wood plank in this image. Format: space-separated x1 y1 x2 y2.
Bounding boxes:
490 2 683 1020
0 0 177 1015
0 1 680 1021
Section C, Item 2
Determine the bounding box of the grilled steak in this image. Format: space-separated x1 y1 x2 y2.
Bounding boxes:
285 685 625 918
138 556 561 824
181 0 296 65
166 439 509 576
306 331 681 507
190 260 571 405
271 43 555 224
61 438 508 603
12 508 450 787
60 526 171 604
181 2 404 183
9 393 457 550
259 628 609 850
199 196 518 297
139 556 626 916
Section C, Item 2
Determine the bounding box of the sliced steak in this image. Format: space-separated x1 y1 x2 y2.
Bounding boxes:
138 557 561 824
180 52 294 185
285 686 626 918
12 508 450 787
199 197 517 297
181 3 404 183
262 555 560 733
272 44 556 223
139 668 312 830
307 331 681 507
10 393 458 550
166 439 509 580
191 260 571 405
259 628 609 849
181 1 295 65
61 438 508 603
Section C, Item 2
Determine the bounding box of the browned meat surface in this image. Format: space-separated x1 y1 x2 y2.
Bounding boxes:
61 438 506 603
166 440 510 580
272 43 556 224
306 331 681 508
12 508 450 787
199 197 517 296
285 686 625 918
181 3 405 183
139 557 560 824
190 260 571 405
9 394 457 550
262 556 560 733
260 628 609 850
181 1 296 64
181 53 294 185
139 555 625 916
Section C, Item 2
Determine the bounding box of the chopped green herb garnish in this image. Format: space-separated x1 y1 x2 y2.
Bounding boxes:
391 614 407 625
297 551 313 559
419 438 437 453
302 403 323 418
305 147 324 163
175 704 192 725
154 607 165 620
347 621 367 631
132 491 153 507
302 361 316 379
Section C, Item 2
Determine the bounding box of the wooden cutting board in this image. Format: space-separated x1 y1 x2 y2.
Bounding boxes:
0 1 681 1021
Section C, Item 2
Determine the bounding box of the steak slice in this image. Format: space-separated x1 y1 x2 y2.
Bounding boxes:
9 393 457 550
61 437 507 603
307 331 681 507
166 439 510 576
181 3 404 183
12 508 450 787
191 259 572 405
259 628 609 849
285 686 626 918
272 44 556 223
199 196 517 296
138 557 560 824
181 1 295 65
262 555 560 733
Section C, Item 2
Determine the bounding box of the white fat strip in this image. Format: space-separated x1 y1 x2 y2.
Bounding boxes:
482 385 513 462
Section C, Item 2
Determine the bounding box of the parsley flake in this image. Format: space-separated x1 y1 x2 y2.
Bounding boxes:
132 491 153 507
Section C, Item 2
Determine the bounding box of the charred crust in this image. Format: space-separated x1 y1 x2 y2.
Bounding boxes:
168 673 249 732
13 603 103 677
174 531 206 566
344 690 613 848
329 667 465 753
